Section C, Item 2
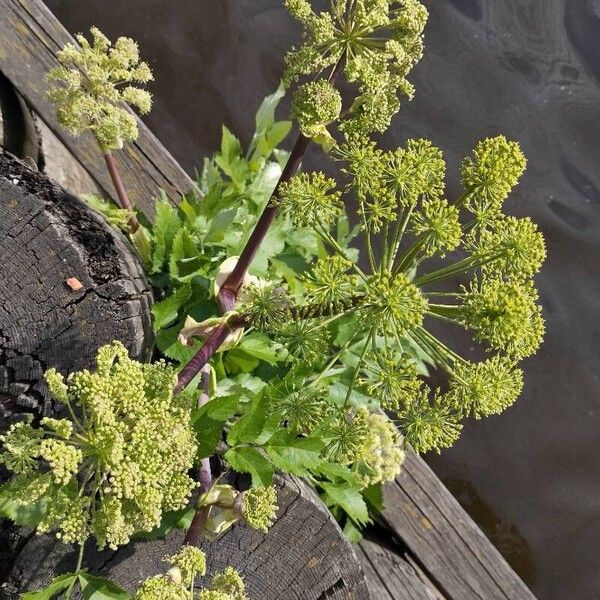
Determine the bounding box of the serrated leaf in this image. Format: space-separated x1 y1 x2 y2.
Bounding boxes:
227 393 270 446
320 481 370 525
205 208 238 244
264 432 325 477
236 333 280 365
224 446 274 487
78 573 129 600
155 325 197 364
21 573 77 599
343 518 364 542
362 482 385 514
130 225 152 268
151 198 181 273
151 284 192 332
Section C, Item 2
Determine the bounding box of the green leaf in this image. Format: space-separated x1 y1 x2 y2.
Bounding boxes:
216 127 250 188
191 395 240 458
224 446 274 487
254 84 285 137
169 229 205 282
155 324 197 364
264 432 325 477
236 333 280 365
343 518 364 542
223 349 260 374
151 284 192 332
227 393 272 446
151 198 181 273
81 194 130 231
135 506 195 540
319 481 370 525
78 573 129 600
0 491 47 527
362 482 385 514
205 208 238 244
21 573 77 599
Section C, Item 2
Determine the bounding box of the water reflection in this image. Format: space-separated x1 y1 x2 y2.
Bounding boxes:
43 1 600 597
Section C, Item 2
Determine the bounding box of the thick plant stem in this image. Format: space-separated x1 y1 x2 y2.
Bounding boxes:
103 151 140 232
220 133 309 295
197 366 213 493
182 368 214 548
183 505 210 547
174 129 310 393
175 56 344 393
174 324 230 394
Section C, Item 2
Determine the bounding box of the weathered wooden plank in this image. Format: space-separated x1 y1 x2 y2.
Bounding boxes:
0 0 195 216
357 537 445 600
376 449 537 600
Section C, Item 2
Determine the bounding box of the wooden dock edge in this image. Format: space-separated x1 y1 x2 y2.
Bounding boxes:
0 1 539 598
357 449 536 599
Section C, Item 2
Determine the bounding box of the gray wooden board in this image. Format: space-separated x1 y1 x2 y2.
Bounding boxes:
371 449 537 600
0 0 195 217
357 538 445 600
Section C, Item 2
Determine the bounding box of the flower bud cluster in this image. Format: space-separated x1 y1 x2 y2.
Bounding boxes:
47 27 153 150
0 341 197 548
285 0 428 136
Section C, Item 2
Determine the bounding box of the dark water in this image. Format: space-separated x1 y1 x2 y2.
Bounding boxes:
44 1 600 597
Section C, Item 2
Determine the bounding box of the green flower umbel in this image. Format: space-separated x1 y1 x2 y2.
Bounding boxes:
0 341 197 549
47 27 153 150
284 0 428 135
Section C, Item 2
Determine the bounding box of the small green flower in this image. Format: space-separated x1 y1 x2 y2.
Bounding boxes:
472 216 546 281
267 380 330 434
273 321 330 367
284 0 428 134
210 567 247 600
449 356 524 418
168 546 207 586
411 198 462 257
241 486 278 533
302 255 357 313
360 350 421 412
277 172 343 228
355 412 405 486
461 136 527 216
364 271 427 337
462 278 545 359
47 27 153 150
324 407 369 463
384 139 446 206
398 389 462 454
1 341 198 549
292 80 342 150
134 576 190 600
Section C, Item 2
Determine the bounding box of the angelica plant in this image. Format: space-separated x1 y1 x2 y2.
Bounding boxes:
1 1 548 596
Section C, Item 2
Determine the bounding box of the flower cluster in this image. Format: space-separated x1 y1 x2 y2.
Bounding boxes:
134 547 247 600
0 342 197 548
47 27 153 150
199 484 278 540
284 0 428 135
249 134 545 455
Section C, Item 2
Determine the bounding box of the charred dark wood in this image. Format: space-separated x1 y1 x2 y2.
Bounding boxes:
0 151 153 426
